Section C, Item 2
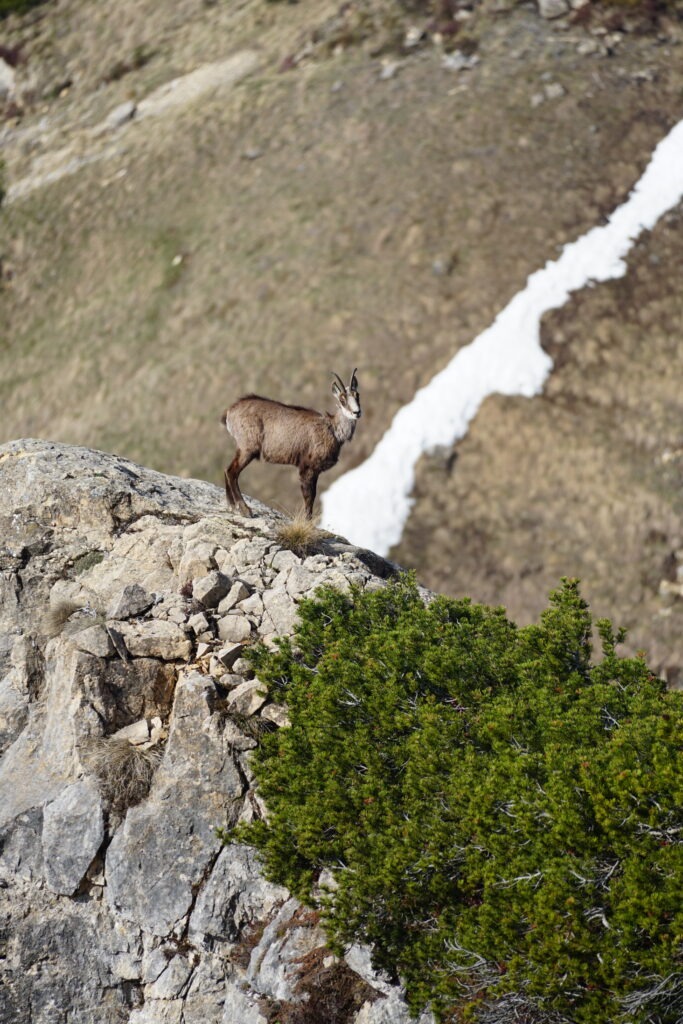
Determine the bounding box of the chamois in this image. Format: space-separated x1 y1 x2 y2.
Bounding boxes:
221 370 361 518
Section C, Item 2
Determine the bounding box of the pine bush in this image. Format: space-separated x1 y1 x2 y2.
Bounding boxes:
231 578 683 1023
0 0 48 17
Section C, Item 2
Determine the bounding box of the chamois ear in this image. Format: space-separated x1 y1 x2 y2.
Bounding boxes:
349 368 358 391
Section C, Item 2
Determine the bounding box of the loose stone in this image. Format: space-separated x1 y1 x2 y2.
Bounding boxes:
192 571 232 608
107 584 153 620
217 614 252 643
226 679 267 717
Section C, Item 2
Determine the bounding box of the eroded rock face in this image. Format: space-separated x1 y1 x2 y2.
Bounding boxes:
0 439 424 1024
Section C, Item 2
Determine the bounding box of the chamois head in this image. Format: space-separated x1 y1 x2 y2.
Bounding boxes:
331 368 361 421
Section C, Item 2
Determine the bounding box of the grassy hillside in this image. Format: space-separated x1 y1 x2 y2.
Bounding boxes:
2 0 683 670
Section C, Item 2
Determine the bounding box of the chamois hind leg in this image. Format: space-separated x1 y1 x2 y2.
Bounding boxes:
299 467 319 519
226 449 256 517
224 467 239 510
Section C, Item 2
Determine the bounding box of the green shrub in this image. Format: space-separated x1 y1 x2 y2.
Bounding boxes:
0 0 49 17
230 578 683 1023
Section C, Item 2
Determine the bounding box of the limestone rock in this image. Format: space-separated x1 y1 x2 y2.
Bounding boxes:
42 780 104 895
146 952 193 999
110 716 165 748
0 807 44 884
115 620 192 660
188 611 210 635
178 540 218 584
261 703 290 728
0 634 40 755
215 642 246 669
269 549 301 572
105 100 136 130
218 672 243 689
193 571 231 608
0 58 16 101
222 983 268 1024
217 614 252 643
261 587 298 636
286 565 319 598
538 0 569 16
239 592 264 620
106 673 245 936
189 844 288 946
226 679 267 717
107 583 154 620
71 623 114 658
0 439 427 1024
231 656 254 677
247 897 327 1001
217 580 251 614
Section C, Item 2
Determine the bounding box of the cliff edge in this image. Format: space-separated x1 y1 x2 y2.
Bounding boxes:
0 438 431 1024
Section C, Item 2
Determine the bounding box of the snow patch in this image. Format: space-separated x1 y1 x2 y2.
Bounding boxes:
321 120 683 555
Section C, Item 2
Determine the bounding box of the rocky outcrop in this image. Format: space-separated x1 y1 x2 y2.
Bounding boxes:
0 439 432 1024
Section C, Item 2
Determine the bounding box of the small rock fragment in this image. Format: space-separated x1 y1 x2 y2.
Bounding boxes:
442 51 479 72
0 58 16 102
216 643 246 669
286 566 319 598
72 624 114 658
226 679 267 717
231 657 254 678
261 704 291 728
218 672 244 690
269 549 302 572
538 0 569 17
217 580 250 614
218 614 252 643
238 592 264 619
146 953 193 999
544 81 566 100
178 540 218 583
106 625 130 663
261 588 298 636
188 612 210 635
108 584 153 620
577 38 603 56
193 571 231 608
379 60 400 80
105 100 137 130
110 716 165 748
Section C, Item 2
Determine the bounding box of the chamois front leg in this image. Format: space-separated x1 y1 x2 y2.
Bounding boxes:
299 466 319 519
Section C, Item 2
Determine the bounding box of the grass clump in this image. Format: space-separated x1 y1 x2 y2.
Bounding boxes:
85 737 162 811
274 510 324 558
41 596 82 638
229 577 683 1024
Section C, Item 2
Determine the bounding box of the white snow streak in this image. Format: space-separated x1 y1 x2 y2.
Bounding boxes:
321 120 683 555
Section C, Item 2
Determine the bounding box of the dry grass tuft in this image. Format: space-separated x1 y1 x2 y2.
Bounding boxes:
84 737 163 810
274 510 324 559
41 597 83 639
